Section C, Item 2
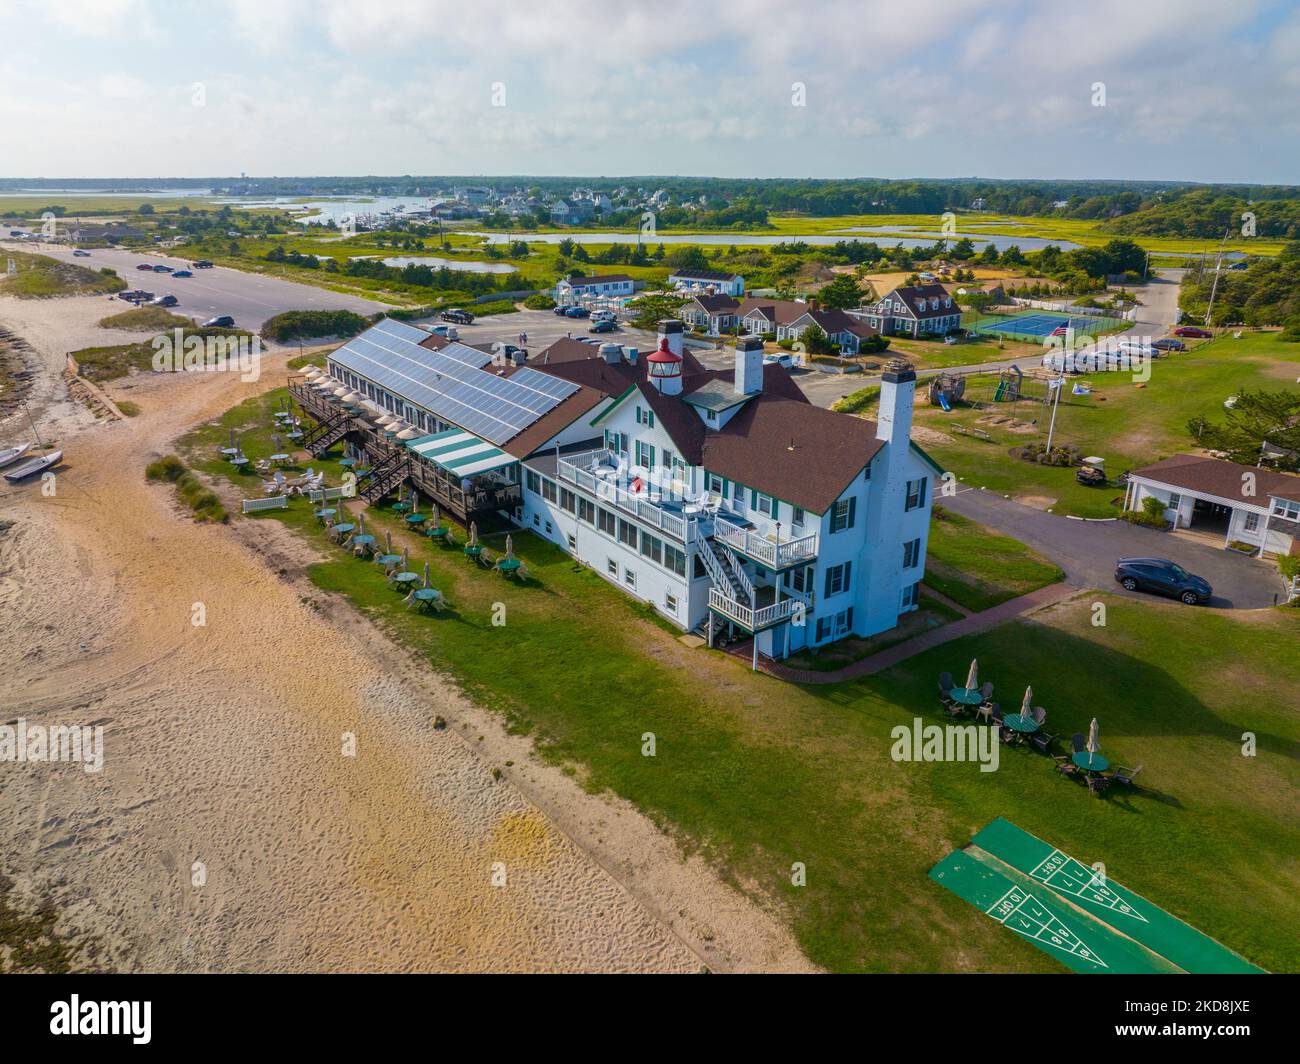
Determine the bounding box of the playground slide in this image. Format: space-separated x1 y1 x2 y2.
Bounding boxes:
938 393 951 412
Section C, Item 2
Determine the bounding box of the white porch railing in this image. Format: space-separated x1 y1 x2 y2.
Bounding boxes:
707 588 799 632
556 450 701 543
713 516 818 568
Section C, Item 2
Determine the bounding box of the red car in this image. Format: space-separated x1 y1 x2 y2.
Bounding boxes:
1174 326 1212 338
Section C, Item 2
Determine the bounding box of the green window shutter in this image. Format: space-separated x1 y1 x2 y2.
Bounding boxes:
649 445 655 467
751 488 758 508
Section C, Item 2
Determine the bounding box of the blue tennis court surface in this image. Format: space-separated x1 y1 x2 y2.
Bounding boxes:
972 313 1111 338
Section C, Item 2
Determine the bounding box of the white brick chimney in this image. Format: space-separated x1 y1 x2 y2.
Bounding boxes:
734 335 764 395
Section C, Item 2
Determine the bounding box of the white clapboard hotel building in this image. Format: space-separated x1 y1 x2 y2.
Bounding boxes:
297 318 940 666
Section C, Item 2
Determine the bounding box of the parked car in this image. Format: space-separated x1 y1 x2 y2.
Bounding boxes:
1152 337 1186 352
1114 558 1212 605
151 294 178 307
136 263 155 271
564 306 591 318
202 315 236 328
552 305 571 316
72 249 91 257
591 309 616 322
589 319 618 333
1174 326 1212 338
764 352 794 369
172 269 193 278
152 264 173 273
191 260 215 269
440 308 474 325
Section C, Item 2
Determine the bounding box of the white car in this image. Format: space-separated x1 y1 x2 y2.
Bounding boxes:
764 352 794 369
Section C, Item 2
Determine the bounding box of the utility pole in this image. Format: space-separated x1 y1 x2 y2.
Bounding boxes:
1203 225 1231 328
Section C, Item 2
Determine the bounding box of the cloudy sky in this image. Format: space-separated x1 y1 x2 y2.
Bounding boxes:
2 0 1298 183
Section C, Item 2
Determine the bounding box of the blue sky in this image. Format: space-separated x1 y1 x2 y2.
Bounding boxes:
2 0 1298 184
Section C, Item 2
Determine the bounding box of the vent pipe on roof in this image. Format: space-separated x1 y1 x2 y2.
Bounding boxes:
599 342 621 365
622 346 638 365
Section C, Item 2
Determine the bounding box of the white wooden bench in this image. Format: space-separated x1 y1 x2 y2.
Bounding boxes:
308 486 350 503
242 495 289 514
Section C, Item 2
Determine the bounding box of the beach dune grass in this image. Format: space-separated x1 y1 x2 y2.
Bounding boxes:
0 250 125 298
182 392 1300 974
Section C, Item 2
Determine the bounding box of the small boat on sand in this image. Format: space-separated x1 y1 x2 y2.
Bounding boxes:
4 450 63 482
0 442 31 468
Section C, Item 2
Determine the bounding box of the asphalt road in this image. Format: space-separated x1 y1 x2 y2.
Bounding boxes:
946 487 1286 610
2 240 393 332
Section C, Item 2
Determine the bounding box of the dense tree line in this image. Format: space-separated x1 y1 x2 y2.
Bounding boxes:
1178 243 1300 326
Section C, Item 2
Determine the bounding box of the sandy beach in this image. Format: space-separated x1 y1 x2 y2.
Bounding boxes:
0 291 814 973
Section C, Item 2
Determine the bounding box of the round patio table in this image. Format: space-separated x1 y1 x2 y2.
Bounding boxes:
425 525 449 539
269 453 290 464
948 687 984 706
1072 751 1110 772
286 431 304 441
339 458 356 468
230 456 249 467
331 522 355 538
315 508 336 522
463 544 484 558
1002 713 1040 734
374 553 401 569
220 446 240 456
410 587 442 609
392 502 410 513
391 572 419 588
350 534 376 552
405 513 427 527
497 558 522 574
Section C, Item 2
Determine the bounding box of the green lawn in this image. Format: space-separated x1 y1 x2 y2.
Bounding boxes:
182 395 1300 973
914 330 1300 517
925 510 1064 611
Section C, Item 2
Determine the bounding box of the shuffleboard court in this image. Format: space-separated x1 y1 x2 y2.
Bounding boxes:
971 818 1265 974
929 849 1179 974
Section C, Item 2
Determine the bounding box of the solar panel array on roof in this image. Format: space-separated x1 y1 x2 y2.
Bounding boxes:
330 319 578 445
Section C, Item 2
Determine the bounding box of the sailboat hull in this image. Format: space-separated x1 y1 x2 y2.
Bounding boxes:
4 450 63 482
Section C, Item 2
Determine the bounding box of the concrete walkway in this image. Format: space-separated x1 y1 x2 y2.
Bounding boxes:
756 583 1080 685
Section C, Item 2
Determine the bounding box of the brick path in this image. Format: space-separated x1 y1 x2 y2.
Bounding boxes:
754 583 1080 685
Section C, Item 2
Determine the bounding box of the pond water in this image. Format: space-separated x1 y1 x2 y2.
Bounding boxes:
466 229 1079 252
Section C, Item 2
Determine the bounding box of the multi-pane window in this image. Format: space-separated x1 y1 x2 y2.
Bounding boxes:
1273 498 1300 520
541 477 558 503
525 469 540 494
640 532 663 565
560 488 576 514
831 497 856 533
597 507 616 536
664 544 686 578
903 537 921 568
904 478 928 511
824 561 852 597
578 497 596 525
618 519 638 549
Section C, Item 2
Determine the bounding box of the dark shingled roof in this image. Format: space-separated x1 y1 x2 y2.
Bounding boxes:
624 365 880 513
685 293 740 313
1132 454 1300 505
530 337 707 397
878 283 957 319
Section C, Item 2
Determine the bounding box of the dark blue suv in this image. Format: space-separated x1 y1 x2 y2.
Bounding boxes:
1114 558 1212 605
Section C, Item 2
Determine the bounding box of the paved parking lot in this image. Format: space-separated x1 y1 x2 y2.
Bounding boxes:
461 307 664 355
2 241 393 332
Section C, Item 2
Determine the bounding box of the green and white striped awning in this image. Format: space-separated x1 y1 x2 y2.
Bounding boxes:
405 428 517 478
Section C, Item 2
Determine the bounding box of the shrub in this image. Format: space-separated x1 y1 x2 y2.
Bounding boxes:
260 309 369 343
523 293 556 310
145 454 227 522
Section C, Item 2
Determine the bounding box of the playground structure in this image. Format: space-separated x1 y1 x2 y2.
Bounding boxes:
993 365 1023 402
928 372 966 411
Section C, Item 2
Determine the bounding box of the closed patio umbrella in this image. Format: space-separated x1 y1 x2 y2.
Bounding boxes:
504 534 513 560
965 659 979 691
1020 686 1033 717
468 522 478 547
1088 718 1100 754
395 426 420 440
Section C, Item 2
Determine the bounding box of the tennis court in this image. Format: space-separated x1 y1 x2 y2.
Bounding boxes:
968 310 1127 340
930 819 1266 974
